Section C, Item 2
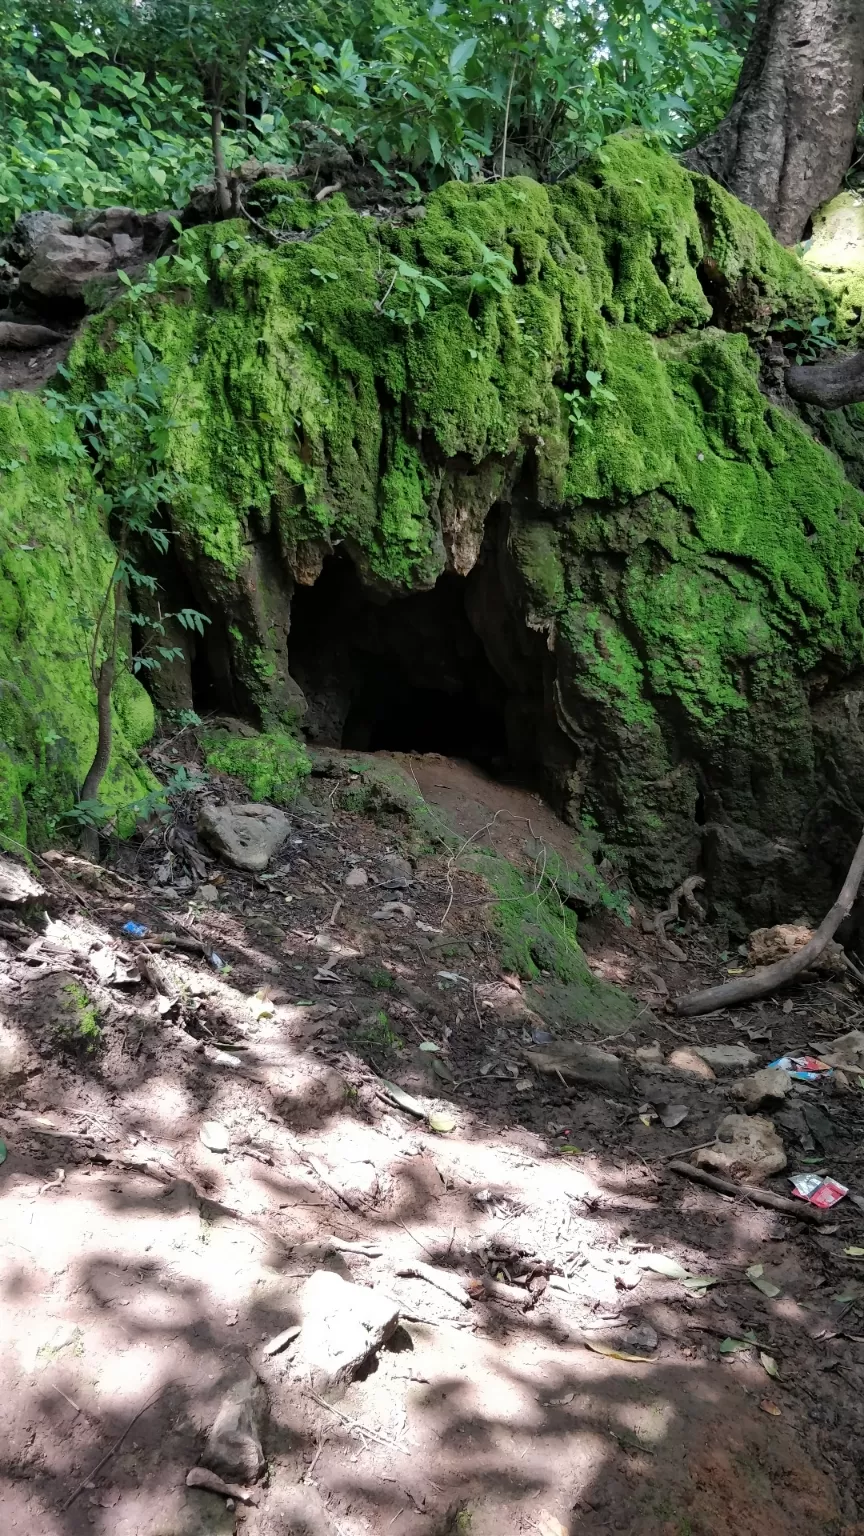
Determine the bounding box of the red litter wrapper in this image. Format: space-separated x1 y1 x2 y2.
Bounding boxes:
790 1173 848 1208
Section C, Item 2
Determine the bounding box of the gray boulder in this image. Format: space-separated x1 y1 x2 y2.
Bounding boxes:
691 1043 756 1073
201 1363 267 1484
291 1270 400 1391
731 1067 792 1111
2 211 73 266
198 800 291 871
18 233 114 301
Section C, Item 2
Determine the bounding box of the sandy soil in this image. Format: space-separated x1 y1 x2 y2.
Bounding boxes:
2 748 864 1536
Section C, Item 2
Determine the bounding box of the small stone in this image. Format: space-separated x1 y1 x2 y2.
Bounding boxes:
371 901 415 920
379 853 413 888
693 1113 786 1185
635 1043 663 1065
200 1121 230 1153
667 1048 715 1080
291 1269 400 1391
198 801 291 872
201 1364 267 1485
731 1067 792 1111
344 866 368 887
622 1323 658 1353
692 1044 756 1073
198 883 220 903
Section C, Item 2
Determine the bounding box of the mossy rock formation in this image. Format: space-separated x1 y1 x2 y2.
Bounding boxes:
6 134 864 924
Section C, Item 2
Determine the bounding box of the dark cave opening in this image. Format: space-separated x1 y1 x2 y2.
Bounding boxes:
288 552 513 772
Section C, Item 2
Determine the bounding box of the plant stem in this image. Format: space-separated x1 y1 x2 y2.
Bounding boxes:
210 105 231 214
500 59 517 178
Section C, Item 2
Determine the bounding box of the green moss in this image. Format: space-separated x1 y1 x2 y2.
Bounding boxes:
57 981 102 1053
204 729 310 804
0 392 155 848
801 189 864 340
12 132 864 889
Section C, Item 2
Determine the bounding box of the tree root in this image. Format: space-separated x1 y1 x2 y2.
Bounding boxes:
675 827 864 1017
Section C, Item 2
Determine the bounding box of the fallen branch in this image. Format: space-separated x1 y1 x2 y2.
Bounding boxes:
396 1262 472 1309
668 1160 828 1223
675 826 864 1016
61 1390 163 1510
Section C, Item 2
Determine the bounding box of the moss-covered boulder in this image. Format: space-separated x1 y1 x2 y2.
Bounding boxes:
10 134 864 919
0 391 155 848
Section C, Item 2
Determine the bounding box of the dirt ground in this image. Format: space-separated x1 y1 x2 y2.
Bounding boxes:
3 746 864 1536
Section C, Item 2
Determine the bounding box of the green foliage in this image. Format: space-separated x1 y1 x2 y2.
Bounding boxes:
0 389 156 848
57 980 102 1053
0 0 743 228
203 729 311 804
355 1008 403 1055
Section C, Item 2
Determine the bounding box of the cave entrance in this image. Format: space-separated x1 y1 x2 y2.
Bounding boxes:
288 552 513 774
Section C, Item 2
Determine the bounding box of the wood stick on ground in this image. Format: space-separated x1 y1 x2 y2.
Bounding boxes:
396 1261 472 1308
307 1390 409 1452
61 1390 163 1510
675 825 864 1017
668 1160 828 1223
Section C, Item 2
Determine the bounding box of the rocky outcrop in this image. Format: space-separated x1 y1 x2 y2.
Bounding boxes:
7 137 864 921
0 204 173 313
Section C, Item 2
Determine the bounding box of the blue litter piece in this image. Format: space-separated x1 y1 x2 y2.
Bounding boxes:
122 921 149 938
531 1028 553 1045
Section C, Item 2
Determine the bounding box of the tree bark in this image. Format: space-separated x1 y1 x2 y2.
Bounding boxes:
786 348 864 405
685 0 864 246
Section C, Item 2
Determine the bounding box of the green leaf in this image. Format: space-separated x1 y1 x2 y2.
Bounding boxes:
428 123 442 163
718 1337 751 1354
0 1140 7 1165
449 38 477 75
418 1041 441 1052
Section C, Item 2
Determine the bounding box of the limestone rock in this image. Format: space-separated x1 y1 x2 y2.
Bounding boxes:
198 800 290 871
0 853 45 904
379 852 413 888
747 922 843 973
693 1113 786 1184
291 1270 400 1390
201 1363 267 1484
666 1048 715 1080
523 1040 629 1094
2 211 73 266
731 1067 792 1111
692 1043 756 1073
18 233 114 300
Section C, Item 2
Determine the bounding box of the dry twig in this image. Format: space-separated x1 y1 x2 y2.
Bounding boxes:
668 1160 828 1223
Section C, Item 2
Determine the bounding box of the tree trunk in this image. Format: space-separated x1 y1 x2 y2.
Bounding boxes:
685 0 864 246
210 105 231 215
238 62 248 133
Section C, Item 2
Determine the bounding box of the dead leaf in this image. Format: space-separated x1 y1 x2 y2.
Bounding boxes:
845 1247 864 1257
760 1399 782 1416
746 1263 781 1298
640 1254 688 1279
760 1352 780 1379
380 1080 426 1118
199 1121 230 1153
681 1275 719 1291
584 1339 653 1363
